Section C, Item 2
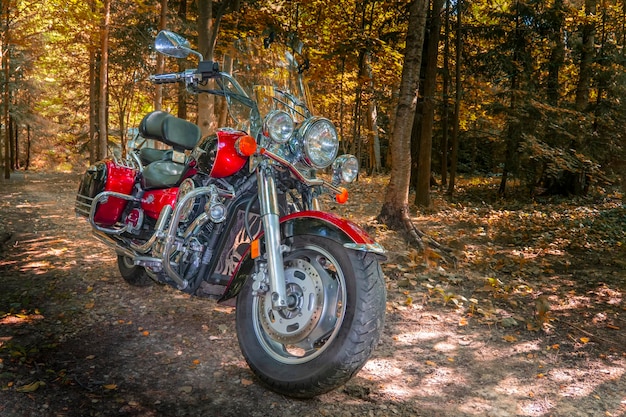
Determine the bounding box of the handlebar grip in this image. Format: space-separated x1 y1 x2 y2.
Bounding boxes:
149 73 181 84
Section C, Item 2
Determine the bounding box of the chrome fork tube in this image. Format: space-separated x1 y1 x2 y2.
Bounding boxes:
257 167 288 309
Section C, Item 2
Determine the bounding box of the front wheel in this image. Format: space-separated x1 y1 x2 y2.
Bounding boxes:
117 255 154 287
235 235 386 398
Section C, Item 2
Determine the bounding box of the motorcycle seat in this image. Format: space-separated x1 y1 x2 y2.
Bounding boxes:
138 148 173 165
141 160 186 190
139 110 202 152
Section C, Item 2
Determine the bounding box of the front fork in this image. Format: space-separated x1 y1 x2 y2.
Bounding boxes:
257 166 289 309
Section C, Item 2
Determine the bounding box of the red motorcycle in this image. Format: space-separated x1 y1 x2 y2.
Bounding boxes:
76 30 386 398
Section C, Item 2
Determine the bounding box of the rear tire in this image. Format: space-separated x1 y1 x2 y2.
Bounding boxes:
117 255 154 287
235 235 386 398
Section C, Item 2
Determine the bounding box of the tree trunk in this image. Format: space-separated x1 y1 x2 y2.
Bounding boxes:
447 0 462 195
498 2 522 197
3 0 10 179
575 0 596 111
546 0 564 106
197 0 213 136
367 100 381 175
217 54 232 127
196 0 239 135
177 0 188 120
9 115 16 170
441 0 451 188
98 0 111 159
377 0 428 238
593 4 608 132
154 0 168 111
89 0 98 164
25 124 30 170
351 49 366 157
415 0 444 208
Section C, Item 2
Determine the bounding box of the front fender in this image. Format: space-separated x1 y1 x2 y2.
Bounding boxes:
219 210 385 302
280 211 385 256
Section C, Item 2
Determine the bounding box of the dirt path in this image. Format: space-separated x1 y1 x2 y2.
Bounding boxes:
0 171 624 417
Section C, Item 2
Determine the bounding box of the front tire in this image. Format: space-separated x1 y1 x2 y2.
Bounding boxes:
235 235 386 398
117 255 154 287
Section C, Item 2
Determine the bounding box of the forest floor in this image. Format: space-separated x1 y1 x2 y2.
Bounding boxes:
0 170 624 417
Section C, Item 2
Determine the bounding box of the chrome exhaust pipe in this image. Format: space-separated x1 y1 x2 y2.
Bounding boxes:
92 231 163 271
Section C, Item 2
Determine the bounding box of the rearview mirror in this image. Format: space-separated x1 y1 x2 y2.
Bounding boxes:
155 30 197 59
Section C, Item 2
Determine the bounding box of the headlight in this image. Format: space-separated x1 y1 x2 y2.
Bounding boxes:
176 178 196 222
300 117 339 169
264 110 294 143
332 154 359 183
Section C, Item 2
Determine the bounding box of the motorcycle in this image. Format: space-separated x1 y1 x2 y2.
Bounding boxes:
75 30 386 398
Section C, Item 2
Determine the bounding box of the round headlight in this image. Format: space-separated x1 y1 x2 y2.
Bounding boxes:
300 117 339 169
176 178 196 222
333 154 359 183
264 110 294 143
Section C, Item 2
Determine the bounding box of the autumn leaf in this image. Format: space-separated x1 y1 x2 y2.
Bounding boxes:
580 337 590 344
103 384 118 390
503 335 518 343
16 381 45 392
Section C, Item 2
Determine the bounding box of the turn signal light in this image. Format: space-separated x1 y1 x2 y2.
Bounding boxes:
237 135 257 156
335 187 349 204
250 239 261 259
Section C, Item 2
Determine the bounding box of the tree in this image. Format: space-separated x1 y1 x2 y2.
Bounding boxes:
197 0 242 136
154 0 168 112
98 0 111 159
377 0 429 246
575 0 596 111
446 0 461 194
414 0 444 207
2 0 11 179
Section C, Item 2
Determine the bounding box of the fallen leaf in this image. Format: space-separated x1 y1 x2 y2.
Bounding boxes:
192 359 200 365
16 381 45 392
527 322 540 331
580 337 590 344
241 378 254 386
84 302 95 309
425 360 437 367
103 384 118 390
503 335 518 343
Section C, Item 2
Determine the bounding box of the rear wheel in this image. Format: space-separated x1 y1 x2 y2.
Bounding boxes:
117 255 154 287
235 235 386 398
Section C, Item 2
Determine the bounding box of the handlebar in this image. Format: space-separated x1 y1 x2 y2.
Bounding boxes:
149 72 183 84
150 62 220 85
